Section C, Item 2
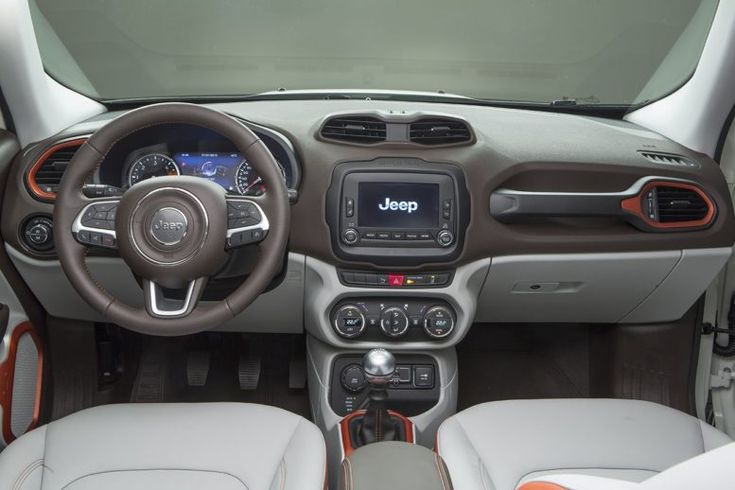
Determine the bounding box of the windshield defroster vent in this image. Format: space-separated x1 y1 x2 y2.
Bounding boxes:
409 118 472 145
320 116 387 144
27 138 86 201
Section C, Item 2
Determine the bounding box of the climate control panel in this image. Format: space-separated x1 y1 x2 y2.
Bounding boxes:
330 298 456 341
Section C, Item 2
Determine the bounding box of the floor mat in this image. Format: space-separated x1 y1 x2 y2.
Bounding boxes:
456 325 590 410
129 334 310 419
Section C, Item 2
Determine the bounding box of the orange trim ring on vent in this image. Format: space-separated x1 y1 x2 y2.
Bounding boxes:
0 322 44 444
621 180 716 230
26 138 87 201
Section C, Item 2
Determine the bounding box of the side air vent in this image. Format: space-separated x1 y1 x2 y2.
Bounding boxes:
409 118 472 145
27 138 86 200
320 116 387 144
654 185 710 223
639 151 699 169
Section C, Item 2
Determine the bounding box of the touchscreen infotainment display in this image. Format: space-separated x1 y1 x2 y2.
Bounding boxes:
358 182 439 228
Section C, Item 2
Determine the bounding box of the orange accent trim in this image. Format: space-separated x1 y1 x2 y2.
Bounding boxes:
620 180 716 230
0 322 44 444
339 409 414 458
518 483 568 490
26 138 87 201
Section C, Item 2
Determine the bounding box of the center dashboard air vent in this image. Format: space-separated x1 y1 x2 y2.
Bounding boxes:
409 118 472 145
320 116 387 144
27 138 87 201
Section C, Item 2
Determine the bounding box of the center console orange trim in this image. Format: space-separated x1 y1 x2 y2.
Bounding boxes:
0 322 44 443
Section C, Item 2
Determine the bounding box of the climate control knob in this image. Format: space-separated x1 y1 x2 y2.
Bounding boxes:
380 307 409 338
334 305 366 338
423 306 455 338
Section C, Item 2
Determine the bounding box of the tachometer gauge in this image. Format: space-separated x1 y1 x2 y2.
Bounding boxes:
128 153 180 187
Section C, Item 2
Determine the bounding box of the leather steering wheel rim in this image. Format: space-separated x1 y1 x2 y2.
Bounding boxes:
53 103 291 336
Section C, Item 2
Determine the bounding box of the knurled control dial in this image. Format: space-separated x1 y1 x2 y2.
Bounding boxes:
23 216 54 252
423 305 455 338
334 305 366 338
380 307 409 338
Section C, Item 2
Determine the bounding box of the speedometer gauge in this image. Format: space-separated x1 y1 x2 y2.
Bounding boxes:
128 153 180 187
234 159 286 196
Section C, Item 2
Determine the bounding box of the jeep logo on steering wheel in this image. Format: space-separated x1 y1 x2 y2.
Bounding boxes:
150 207 189 245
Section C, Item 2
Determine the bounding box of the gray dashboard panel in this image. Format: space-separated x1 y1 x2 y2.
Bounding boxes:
7 244 306 333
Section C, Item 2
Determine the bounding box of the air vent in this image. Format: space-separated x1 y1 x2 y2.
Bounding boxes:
409 118 472 145
654 185 709 223
28 139 86 200
639 151 699 169
320 117 387 144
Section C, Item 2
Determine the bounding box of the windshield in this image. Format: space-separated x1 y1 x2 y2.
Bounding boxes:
31 0 718 106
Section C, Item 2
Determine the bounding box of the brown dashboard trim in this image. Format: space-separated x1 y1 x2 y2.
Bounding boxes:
26 137 87 201
620 180 716 230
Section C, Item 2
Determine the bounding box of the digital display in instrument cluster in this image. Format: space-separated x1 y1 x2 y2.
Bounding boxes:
173 152 266 196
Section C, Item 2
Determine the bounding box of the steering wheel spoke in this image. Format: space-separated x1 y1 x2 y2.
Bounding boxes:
72 198 121 249
143 277 207 318
225 197 270 248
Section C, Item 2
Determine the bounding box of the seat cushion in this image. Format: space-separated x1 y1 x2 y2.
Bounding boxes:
436 399 731 490
0 403 326 490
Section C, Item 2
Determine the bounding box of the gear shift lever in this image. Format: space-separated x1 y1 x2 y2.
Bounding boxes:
359 348 398 444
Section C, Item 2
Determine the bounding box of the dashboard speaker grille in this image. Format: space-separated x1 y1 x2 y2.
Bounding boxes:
409 118 471 145
639 151 699 169
27 139 86 200
320 117 387 143
655 186 709 223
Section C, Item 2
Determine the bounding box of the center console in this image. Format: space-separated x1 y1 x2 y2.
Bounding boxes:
327 158 469 265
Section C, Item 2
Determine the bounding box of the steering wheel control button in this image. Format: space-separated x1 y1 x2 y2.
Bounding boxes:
74 201 119 249
341 364 366 393
380 307 409 338
342 228 359 245
334 305 366 338
227 201 261 228
423 306 455 338
150 207 188 246
23 216 55 252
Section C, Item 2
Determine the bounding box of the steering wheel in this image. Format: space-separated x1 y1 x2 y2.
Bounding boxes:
53 103 290 335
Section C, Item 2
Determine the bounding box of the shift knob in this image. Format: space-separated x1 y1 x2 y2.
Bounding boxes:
362 348 395 386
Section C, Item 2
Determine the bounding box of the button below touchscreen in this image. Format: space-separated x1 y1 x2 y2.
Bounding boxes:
358 182 439 228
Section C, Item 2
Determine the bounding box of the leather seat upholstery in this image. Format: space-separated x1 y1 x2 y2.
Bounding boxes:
437 399 731 490
0 403 326 490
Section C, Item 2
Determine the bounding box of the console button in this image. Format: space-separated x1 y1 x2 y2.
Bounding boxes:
341 364 366 393
363 232 377 239
395 366 412 383
419 232 432 240
391 232 405 240
388 274 404 287
413 365 435 388
377 275 389 286
436 230 454 247
345 198 355 218
405 232 419 240
377 231 391 240
380 307 409 338
334 305 366 338
366 315 380 328
409 316 422 328
342 228 359 245
424 306 455 338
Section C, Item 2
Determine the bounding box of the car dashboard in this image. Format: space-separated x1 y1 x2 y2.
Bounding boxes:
2 99 734 344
